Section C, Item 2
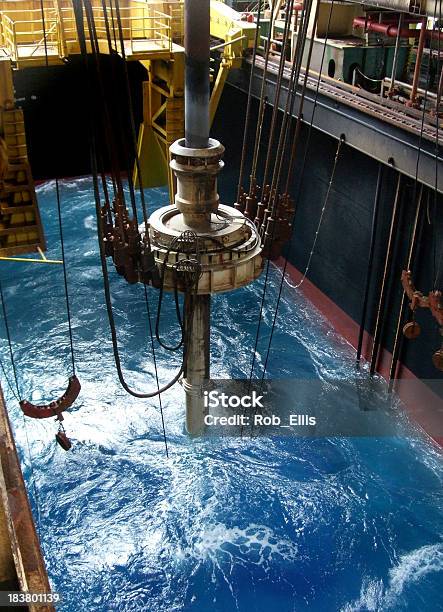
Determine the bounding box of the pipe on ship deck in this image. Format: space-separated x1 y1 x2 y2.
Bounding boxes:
409 17 428 106
184 0 210 149
353 17 443 41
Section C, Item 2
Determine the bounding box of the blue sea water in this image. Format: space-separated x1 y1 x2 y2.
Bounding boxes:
0 178 442 612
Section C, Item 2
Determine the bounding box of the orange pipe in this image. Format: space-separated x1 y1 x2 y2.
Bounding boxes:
409 18 428 107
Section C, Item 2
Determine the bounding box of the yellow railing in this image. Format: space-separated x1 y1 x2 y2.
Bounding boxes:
135 1 183 44
0 7 65 62
0 1 179 62
0 14 17 62
127 7 173 53
59 7 173 52
29 15 58 56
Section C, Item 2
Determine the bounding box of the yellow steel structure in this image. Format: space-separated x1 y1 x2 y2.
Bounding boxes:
209 1 256 124
0 58 45 257
0 0 257 199
135 2 257 197
134 51 185 196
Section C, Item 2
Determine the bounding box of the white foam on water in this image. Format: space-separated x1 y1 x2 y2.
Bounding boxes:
342 578 384 612
387 543 443 601
84 215 96 230
36 180 56 195
82 524 137 569
342 542 443 611
178 523 298 568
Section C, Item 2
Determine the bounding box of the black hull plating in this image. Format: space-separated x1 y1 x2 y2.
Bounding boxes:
211 86 443 387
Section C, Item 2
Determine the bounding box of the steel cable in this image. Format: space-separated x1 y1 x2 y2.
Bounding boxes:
390 4 440 386
237 0 264 202
270 0 316 208
260 4 295 189
285 0 335 195
250 5 277 183
247 137 345 437
245 2 315 401
111 0 150 232
74 0 186 411
245 3 345 434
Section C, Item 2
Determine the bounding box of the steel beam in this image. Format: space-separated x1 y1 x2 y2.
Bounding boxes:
228 61 443 193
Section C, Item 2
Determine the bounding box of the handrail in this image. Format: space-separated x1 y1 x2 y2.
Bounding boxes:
0 13 17 61
30 17 58 57
0 2 176 60
0 8 57 14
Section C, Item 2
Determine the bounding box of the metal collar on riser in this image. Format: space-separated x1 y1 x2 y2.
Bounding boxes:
148 138 263 294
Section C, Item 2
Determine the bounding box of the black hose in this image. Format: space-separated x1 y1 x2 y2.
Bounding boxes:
370 174 402 375
389 186 425 390
356 163 383 367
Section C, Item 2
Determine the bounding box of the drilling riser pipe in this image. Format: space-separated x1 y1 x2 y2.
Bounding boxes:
147 0 263 436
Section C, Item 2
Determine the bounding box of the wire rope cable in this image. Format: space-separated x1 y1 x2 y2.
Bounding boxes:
269 0 317 205
433 1 443 289
259 136 344 382
246 2 314 380
243 3 346 438
285 0 335 195
55 180 76 375
237 0 264 202
260 5 295 190
243 2 317 414
250 5 278 184
287 136 344 290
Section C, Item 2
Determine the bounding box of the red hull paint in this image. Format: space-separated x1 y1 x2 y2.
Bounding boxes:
275 257 443 449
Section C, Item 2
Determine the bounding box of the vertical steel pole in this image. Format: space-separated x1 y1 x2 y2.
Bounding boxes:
184 0 210 148
389 13 404 95
182 0 211 432
184 294 211 435
370 174 402 376
409 18 427 107
356 164 383 367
